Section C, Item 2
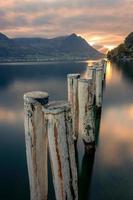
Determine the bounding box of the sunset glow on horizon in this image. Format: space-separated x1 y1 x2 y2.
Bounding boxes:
104 45 116 51
0 0 132 53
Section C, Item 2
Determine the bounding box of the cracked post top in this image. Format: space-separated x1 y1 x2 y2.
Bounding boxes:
23 91 49 106
44 101 71 115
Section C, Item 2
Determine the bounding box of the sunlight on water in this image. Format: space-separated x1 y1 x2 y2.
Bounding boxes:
86 59 101 66
106 61 112 81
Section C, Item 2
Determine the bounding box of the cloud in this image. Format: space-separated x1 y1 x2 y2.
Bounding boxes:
0 0 132 47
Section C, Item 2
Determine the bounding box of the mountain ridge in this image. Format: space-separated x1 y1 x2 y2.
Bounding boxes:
0 32 104 62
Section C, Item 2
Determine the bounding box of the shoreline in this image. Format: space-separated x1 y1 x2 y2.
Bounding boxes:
0 58 103 65
108 57 133 63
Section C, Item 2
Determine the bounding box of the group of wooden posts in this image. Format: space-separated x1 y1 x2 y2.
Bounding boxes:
24 59 107 200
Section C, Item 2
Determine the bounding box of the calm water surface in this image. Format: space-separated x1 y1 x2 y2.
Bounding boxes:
0 61 133 200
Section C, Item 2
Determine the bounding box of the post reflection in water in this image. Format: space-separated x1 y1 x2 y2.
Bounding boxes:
94 108 102 146
78 107 102 200
79 150 95 200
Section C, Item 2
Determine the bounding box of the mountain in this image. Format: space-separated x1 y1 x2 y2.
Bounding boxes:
125 32 133 49
0 33 103 62
0 33 11 41
107 32 133 61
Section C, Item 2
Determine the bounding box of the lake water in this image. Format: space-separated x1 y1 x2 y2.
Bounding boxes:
0 61 133 200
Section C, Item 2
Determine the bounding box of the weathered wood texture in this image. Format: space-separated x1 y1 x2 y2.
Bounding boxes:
24 91 49 200
95 68 103 107
86 66 92 79
67 74 80 139
44 101 78 200
78 79 95 145
87 66 94 79
87 66 97 98
103 60 107 77
100 60 107 81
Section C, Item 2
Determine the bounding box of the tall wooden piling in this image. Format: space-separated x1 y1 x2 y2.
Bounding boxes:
95 68 103 107
100 60 107 80
103 60 107 77
24 91 49 200
67 74 80 140
86 66 92 79
78 79 95 150
87 66 97 96
44 101 78 200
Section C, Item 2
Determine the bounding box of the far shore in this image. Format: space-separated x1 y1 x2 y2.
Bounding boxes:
0 58 104 65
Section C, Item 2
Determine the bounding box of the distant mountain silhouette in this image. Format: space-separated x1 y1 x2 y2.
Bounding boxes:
0 33 103 61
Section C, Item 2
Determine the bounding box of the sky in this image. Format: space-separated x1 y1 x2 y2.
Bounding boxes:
0 0 133 52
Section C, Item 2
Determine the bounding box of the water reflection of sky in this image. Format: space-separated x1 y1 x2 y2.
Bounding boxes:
0 61 133 200
89 61 133 200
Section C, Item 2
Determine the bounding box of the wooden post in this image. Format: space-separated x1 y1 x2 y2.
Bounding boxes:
78 79 95 150
103 60 107 77
100 60 107 80
44 101 78 200
86 66 97 105
88 66 96 91
95 68 103 107
67 74 80 140
86 66 93 79
24 91 49 200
